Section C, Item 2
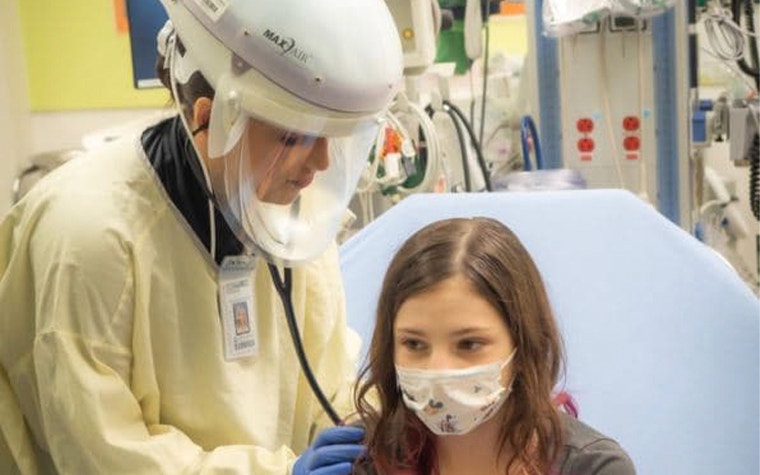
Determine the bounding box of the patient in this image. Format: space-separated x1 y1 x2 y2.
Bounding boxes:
354 217 635 474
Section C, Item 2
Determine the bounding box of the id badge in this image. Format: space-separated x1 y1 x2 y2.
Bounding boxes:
218 255 259 361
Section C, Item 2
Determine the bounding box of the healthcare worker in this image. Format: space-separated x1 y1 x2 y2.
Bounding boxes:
0 0 402 474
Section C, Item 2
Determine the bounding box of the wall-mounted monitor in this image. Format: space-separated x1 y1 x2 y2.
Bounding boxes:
126 0 169 89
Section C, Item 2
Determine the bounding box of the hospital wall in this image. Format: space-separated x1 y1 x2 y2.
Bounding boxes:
0 0 167 216
0 2 526 218
0 0 31 216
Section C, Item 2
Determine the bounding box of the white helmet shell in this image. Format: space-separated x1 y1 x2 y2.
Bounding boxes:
160 0 403 128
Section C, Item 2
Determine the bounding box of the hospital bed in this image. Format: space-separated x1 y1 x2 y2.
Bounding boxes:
339 189 759 475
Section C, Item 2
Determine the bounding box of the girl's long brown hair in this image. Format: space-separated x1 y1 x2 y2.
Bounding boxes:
354 217 565 474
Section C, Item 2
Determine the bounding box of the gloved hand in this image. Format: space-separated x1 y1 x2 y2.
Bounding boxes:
292 425 366 475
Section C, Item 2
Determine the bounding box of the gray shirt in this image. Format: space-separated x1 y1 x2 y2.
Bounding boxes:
552 413 636 475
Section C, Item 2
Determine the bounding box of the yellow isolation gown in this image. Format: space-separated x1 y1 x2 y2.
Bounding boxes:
0 123 361 474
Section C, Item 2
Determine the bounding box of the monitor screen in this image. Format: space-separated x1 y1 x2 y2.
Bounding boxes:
126 0 169 89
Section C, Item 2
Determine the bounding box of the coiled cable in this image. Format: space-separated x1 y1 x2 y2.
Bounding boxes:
703 0 749 62
732 0 760 90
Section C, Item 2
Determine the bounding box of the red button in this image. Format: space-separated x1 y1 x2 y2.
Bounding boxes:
623 136 640 151
623 116 640 131
578 137 595 152
577 118 594 134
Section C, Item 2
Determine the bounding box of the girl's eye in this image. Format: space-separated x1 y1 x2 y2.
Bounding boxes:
400 338 426 352
458 339 485 352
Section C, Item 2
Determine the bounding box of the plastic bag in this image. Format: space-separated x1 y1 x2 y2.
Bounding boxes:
542 0 609 37
611 0 676 17
543 0 676 37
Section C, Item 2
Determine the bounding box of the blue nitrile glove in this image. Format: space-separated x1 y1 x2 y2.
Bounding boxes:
293 425 366 475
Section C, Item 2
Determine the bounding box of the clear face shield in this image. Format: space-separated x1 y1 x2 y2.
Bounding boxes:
205 74 381 266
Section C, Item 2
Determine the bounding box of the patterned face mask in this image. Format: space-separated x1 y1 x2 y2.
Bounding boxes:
396 349 517 436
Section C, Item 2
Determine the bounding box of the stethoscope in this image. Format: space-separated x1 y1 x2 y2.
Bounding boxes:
267 264 344 426
270 266 375 475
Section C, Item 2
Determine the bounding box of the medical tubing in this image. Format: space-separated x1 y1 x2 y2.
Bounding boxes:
479 20 490 148
442 100 493 191
744 0 759 90
427 104 472 191
267 264 343 426
520 115 544 171
688 0 696 24
750 132 759 220
519 121 531 171
688 0 698 90
401 100 441 194
732 0 760 89
448 107 473 192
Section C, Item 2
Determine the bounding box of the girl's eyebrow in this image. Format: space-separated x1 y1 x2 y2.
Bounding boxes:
450 326 493 336
395 326 494 336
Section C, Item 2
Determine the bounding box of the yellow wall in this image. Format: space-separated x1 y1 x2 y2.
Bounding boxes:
488 14 529 58
18 0 168 111
16 1 527 112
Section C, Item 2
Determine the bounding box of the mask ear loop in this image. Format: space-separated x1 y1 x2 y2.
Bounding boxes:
501 347 518 390
167 34 218 262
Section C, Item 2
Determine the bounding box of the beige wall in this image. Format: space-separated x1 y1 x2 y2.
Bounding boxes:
0 0 165 213
0 0 31 215
28 109 165 154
